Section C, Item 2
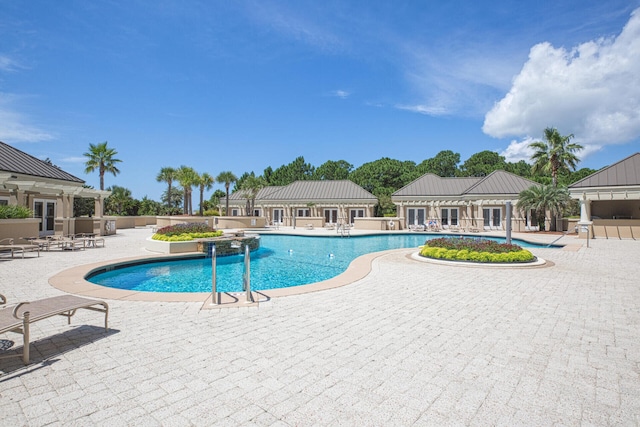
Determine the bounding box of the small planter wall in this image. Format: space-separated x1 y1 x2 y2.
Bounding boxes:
0 218 40 243
145 234 260 255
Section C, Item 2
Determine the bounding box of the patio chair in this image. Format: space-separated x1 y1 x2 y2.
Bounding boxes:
0 293 109 364
52 235 86 251
0 238 40 258
74 233 105 248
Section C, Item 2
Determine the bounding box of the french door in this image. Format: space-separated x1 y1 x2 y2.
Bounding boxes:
483 208 501 228
349 209 364 225
34 199 56 236
324 209 338 224
407 208 426 227
272 209 284 224
441 208 458 226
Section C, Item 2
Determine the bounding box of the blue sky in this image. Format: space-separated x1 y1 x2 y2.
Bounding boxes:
2 0 640 200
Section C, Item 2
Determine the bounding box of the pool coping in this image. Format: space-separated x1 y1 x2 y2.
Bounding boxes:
49 248 402 308
49 231 567 308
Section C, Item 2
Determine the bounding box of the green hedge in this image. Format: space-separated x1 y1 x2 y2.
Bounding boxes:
152 231 223 242
419 246 535 263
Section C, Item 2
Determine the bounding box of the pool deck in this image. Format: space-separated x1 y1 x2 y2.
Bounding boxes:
1 227 638 425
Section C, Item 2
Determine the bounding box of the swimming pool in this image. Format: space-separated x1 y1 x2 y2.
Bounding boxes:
87 234 550 293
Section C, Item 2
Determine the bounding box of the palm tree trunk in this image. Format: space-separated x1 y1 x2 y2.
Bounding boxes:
225 185 230 216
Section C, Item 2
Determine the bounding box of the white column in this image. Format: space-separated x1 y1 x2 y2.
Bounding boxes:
579 197 591 223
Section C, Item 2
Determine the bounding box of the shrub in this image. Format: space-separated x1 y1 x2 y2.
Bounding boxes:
0 205 33 219
154 223 212 236
420 237 535 263
203 209 219 216
424 237 524 253
152 222 223 241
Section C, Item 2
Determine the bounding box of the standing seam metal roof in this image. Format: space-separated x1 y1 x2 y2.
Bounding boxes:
393 170 537 197
0 141 84 183
569 153 640 188
227 186 283 200
262 180 377 200
464 170 538 195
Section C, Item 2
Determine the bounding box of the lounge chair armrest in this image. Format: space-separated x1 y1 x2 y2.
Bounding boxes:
12 302 30 320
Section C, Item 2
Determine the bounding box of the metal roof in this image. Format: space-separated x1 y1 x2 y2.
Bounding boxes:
393 174 481 196
263 180 377 201
464 170 538 195
227 186 282 201
393 170 536 197
0 141 84 183
569 152 640 188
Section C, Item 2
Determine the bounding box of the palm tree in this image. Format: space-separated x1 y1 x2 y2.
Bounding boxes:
105 185 133 216
83 141 122 190
239 175 266 216
197 172 215 216
530 127 583 187
216 171 237 216
176 166 198 215
516 184 571 231
156 167 177 208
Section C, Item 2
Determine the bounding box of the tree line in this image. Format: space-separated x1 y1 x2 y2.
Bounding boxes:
78 128 592 220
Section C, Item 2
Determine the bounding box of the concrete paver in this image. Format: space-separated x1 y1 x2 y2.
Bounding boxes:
0 227 639 426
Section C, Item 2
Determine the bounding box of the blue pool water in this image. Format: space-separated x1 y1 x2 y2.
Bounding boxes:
88 234 550 293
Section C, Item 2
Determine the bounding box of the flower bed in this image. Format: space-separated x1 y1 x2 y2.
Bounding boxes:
151 223 223 242
419 237 535 263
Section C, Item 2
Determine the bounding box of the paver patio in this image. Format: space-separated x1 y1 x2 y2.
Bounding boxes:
1 227 639 426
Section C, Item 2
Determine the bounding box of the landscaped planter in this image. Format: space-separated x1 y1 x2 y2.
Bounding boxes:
145 238 199 254
145 234 261 255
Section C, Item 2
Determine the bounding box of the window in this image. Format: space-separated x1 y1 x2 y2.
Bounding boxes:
0 197 8 206
231 208 239 216
253 209 261 217
296 208 310 217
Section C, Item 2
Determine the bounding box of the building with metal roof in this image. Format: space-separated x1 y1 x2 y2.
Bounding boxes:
0 141 111 239
392 170 540 231
569 152 640 239
221 180 378 227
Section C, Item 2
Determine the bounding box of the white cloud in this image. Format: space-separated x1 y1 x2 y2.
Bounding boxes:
0 108 54 143
244 2 344 53
0 93 54 143
0 54 23 72
484 8 640 154
395 103 449 116
330 89 350 99
499 137 536 163
501 136 603 164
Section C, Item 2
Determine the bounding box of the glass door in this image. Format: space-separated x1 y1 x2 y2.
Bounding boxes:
272 209 284 224
483 208 501 229
324 209 338 224
407 208 425 227
34 199 56 236
349 209 364 225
